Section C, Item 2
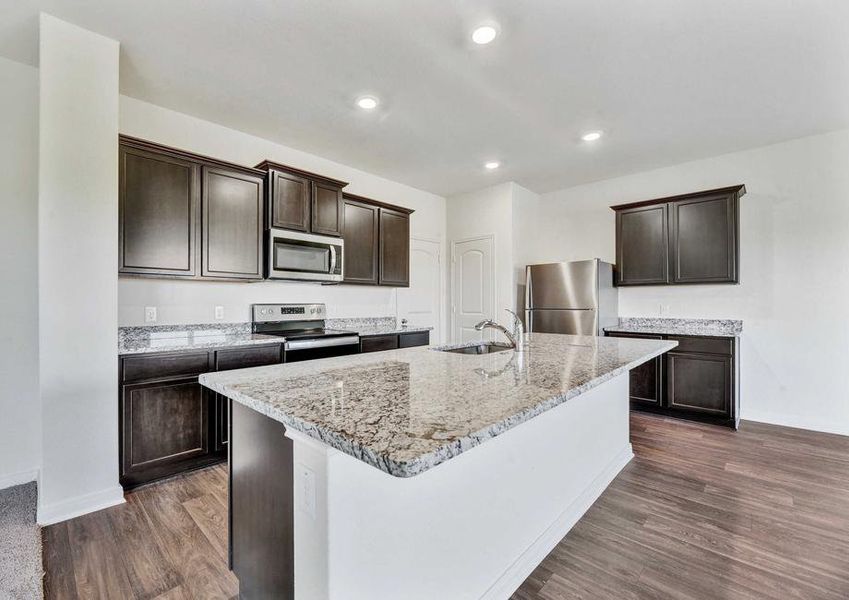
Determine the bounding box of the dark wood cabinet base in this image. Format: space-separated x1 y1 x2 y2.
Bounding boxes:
229 400 294 599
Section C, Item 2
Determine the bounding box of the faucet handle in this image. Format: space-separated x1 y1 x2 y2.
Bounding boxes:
504 309 525 342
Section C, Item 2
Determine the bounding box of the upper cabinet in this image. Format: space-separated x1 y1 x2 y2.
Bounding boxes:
119 144 199 277
379 207 411 287
119 136 265 281
201 166 264 280
343 193 413 287
612 185 744 286
256 161 347 238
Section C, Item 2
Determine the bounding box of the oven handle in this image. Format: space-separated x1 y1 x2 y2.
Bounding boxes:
284 335 359 351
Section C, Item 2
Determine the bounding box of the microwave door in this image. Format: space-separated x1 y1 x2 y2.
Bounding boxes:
273 239 331 274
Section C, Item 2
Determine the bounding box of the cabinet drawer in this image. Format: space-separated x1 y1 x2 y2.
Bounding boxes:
399 331 430 348
361 335 399 353
667 335 733 356
215 344 282 371
122 351 211 383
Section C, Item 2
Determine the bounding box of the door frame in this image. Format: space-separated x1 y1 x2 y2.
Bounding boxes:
450 234 497 344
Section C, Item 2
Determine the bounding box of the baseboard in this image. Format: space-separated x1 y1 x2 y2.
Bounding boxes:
0 468 39 491
37 485 125 525
480 443 634 600
743 411 849 437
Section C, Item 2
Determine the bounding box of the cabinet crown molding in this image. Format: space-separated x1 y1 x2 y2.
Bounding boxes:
610 184 746 211
119 135 266 177
343 192 415 215
254 160 349 189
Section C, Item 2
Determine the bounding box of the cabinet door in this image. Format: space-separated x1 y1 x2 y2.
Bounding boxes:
270 170 310 232
399 331 430 348
379 208 410 286
608 333 664 407
120 376 214 488
202 166 264 279
361 335 399 353
342 199 379 284
119 144 199 276
670 193 738 283
214 394 229 454
311 181 344 237
615 204 669 285
666 351 732 417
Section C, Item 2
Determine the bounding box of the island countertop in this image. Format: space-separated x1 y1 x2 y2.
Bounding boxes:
199 333 676 478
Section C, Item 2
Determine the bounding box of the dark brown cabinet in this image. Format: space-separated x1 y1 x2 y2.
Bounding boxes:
342 198 379 284
119 136 266 281
612 185 744 286
615 204 669 285
201 166 264 280
342 193 414 287
311 181 344 236
606 332 738 427
119 344 283 490
361 331 430 353
256 161 346 237
609 332 663 407
119 144 199 277
379 207 411 287
268 170 310 232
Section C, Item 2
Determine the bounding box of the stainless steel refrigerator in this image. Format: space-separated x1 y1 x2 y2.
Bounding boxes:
525 259 618 336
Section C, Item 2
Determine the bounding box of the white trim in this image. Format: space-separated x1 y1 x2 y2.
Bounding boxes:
742 410 849 437
0 468 39 491
37 484 125 525
449 234 497 344
480 443 634 600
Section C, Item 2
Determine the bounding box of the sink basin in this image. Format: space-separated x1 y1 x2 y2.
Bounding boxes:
437 342 514 355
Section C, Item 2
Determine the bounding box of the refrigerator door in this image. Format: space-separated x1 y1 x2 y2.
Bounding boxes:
525 309 598 335
525 260 599 309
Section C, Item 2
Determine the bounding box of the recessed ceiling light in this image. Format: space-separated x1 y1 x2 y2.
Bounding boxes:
472 25 498 45
356 96 379 110
581 131 603 142
484 161 500 170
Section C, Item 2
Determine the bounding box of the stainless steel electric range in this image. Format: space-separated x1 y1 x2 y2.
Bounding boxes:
251 303 359 362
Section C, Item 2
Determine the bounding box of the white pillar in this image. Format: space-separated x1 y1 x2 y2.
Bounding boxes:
37 13 123 524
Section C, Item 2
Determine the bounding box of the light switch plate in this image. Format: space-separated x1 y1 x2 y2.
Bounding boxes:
144 306 157 323
214 305 224 320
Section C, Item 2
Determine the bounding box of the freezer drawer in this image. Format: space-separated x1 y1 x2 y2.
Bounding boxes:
525 309 597 335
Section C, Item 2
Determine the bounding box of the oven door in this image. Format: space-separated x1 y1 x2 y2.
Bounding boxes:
284 335 360 362
266 229 344 282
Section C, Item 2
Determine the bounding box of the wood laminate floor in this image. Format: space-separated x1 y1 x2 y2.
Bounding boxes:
43 413 849 599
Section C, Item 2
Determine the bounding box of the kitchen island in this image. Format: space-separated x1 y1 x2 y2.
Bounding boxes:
200 333 676 599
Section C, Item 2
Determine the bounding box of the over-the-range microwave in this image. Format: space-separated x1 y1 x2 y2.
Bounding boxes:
265 228 344 283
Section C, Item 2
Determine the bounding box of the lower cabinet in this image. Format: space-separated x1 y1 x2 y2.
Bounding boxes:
360 330 430 353
119 344 283 490
120 375 217 489
606 332 738 427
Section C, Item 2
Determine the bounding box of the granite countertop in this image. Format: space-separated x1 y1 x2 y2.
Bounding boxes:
118 323 283 355
605 317 742 337
199 333 676 478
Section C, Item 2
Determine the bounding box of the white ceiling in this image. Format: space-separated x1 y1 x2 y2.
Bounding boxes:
3 0 849 196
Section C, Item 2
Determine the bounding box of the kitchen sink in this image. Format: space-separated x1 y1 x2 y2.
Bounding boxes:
436 342 514 355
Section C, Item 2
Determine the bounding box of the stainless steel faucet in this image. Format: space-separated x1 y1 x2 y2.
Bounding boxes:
504 309 525 346
475 309 525 349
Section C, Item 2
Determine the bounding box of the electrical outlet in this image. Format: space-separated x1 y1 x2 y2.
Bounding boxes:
214 305 224 320
298 463 316 519
144 306 157 323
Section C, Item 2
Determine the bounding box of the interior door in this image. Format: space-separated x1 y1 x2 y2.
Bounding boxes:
451 236 494 343
398 238 442 343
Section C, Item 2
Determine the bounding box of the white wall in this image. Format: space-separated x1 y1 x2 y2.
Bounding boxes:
0 56 41 489
37 15 123 523
118 97 448 341
521 129 849 435
447 182 516 329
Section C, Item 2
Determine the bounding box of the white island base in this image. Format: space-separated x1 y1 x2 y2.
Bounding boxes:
288 373 632 600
